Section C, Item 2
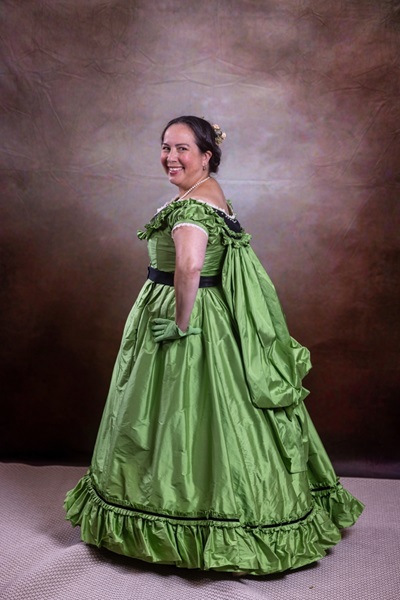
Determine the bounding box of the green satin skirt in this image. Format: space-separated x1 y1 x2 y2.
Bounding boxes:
65 246 364 575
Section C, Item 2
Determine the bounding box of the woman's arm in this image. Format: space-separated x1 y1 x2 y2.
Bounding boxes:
172 225 208 331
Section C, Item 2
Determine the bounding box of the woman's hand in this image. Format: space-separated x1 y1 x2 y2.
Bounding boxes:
151 318 202 343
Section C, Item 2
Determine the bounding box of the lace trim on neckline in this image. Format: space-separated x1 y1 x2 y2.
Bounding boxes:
155 197 237 221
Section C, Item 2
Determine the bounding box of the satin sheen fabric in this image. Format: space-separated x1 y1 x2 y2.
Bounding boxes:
64 199 364 575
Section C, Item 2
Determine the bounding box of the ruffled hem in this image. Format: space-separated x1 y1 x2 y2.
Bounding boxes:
311 481 364 529
64 475 363 576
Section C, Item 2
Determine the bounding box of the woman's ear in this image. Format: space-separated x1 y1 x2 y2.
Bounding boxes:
203 150 212 170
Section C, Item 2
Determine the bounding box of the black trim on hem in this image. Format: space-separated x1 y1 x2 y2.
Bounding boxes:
94 485 314 529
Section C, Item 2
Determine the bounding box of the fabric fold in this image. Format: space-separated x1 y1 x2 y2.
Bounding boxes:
222 243 311 411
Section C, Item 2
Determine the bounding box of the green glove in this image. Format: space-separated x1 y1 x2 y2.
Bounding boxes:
151 318 202 343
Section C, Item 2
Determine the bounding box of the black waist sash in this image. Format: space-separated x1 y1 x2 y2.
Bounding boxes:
147 266 221 288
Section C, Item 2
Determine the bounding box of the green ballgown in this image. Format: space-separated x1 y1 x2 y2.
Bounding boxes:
64 198 364 575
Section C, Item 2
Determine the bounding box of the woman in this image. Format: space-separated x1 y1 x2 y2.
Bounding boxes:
65 116 364 576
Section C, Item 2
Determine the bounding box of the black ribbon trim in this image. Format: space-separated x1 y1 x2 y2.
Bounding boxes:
93 483 314 529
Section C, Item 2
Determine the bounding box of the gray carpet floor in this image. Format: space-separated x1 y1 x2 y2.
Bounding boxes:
0 463 399 600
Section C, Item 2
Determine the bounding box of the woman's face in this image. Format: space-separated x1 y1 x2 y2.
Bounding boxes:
161 123 211 194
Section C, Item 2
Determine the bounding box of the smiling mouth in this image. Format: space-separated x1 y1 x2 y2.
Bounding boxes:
168 167 183 174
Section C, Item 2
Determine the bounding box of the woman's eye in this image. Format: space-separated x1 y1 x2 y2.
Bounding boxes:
178 147 187 152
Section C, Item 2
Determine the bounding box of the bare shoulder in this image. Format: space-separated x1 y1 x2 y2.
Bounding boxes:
190 178 232 215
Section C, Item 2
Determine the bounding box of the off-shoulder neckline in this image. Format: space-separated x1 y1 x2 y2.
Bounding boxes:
155 197 237 221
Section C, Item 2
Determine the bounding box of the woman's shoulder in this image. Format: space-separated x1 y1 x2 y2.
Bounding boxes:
188 178 234 216
189 195 233 216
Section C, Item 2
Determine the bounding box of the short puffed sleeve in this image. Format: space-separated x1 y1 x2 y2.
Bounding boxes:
168 200 217 240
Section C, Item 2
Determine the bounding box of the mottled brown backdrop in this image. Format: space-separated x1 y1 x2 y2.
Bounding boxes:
1 0 399 476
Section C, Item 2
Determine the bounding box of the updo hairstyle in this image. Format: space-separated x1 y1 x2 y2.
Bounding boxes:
161 116 222 174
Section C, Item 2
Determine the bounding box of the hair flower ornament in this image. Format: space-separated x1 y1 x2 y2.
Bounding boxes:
213 124 227 145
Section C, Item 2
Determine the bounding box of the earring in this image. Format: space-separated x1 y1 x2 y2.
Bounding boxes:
203 164 206 171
